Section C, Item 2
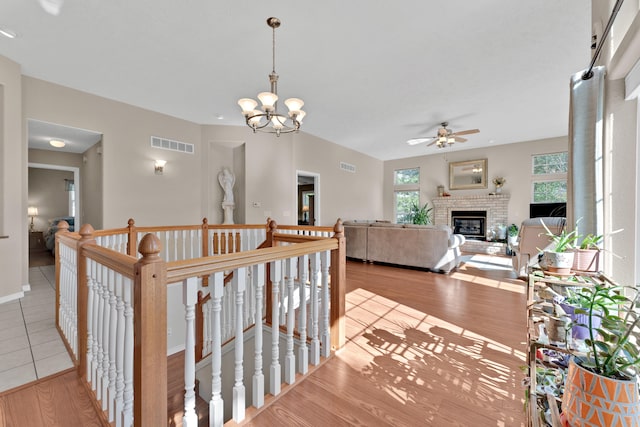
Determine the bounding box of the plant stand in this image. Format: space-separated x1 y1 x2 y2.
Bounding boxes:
524 268 619 426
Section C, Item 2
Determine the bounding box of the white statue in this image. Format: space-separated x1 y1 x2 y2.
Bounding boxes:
218 167 235 224
218 168 235 204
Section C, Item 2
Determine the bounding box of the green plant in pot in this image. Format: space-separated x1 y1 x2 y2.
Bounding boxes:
538 221 578 275
572 233 603 272
507 223 518 246
409 202 433 225
561 284 640 426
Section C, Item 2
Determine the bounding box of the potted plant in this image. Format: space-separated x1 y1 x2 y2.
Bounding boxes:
507 223 518 246
538 221 578 275
409 202 433 225
572 233 602 272
561 284 640 426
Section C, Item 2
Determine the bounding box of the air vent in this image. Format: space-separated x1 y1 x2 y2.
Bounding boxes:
339 161 356 173
151 136 194 154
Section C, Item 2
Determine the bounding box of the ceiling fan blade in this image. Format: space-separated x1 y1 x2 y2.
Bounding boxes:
453 136 467 143
407 137 433 146
427 139 439 147
451 128 479 136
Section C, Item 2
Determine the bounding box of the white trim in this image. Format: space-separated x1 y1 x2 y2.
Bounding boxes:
168 344 185 356
22 283 31 292
28 162 81 230
0 291 25 304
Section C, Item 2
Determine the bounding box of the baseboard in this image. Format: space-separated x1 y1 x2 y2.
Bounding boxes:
168 344 185 355
22 283 31 292
0 291 24 304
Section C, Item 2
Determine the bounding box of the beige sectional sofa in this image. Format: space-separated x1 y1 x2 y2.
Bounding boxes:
343 221 465 273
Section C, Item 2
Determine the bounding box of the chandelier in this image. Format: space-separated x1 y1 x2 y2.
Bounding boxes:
238 17 305 136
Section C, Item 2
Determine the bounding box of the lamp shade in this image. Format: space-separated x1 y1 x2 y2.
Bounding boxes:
284 98 304 112
28 206 38 216
270 116 284 129
258 92 278 111
238 98 258 115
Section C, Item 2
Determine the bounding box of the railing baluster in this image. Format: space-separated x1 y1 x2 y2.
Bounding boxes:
269 260 282 396
91 261 101 389
203 299 211 358
284 258 296 384
101 268 111 410
320 250 331 358
209 272 224 427
122 276 134 427
298 254 309 374
108 269 117 420
115 273 125 427
252 264 265 408
96 265 105 399
86 259 95 381
232 267 246 422
182 277 198 426
309 252 321 365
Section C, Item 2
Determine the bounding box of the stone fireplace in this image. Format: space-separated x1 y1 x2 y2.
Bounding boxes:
432 194 510 251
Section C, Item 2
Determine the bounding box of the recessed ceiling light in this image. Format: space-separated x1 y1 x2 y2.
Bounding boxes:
50 139 66 148
216 114 224 120
0 28 17 39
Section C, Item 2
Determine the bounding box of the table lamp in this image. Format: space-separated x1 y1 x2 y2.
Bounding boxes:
28 206 38 232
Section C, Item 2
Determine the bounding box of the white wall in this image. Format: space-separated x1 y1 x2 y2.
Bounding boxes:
81 142 103 229
383 136 568 227
293 132 385 226
23 76 204 229
0 55 26 303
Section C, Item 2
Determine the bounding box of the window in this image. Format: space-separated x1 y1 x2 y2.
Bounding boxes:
532 152 568 203
394 168 419 223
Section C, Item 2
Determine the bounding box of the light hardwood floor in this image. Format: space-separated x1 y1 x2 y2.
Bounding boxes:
0 254 527 426
242 254 526 426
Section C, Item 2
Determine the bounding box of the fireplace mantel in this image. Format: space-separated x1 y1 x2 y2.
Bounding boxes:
432 194 510 238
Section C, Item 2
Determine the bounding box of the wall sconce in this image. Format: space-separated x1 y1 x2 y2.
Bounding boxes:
154 160 166 175
28 206 38 232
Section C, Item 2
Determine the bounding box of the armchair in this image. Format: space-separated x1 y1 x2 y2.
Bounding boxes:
512 217 566 278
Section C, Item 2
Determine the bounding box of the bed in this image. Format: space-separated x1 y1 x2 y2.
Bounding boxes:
44 216 75 254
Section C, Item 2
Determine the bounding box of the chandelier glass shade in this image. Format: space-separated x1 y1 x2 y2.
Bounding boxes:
238 17 305 136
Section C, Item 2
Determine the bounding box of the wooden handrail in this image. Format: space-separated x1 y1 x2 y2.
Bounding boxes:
55 218 346 426
166 239 338 283
82 245 138 277
273 233 329 244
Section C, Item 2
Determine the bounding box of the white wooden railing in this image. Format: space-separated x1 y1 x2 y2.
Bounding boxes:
55 218 345 427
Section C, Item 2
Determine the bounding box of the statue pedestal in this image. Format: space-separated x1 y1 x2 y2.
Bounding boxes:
222 202 235 225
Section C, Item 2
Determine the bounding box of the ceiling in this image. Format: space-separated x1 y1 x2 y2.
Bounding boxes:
1 1 591 160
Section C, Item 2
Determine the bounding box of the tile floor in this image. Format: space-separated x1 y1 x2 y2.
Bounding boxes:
0 265 73 393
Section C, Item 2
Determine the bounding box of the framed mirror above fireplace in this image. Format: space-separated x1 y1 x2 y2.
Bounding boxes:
449 159 487 190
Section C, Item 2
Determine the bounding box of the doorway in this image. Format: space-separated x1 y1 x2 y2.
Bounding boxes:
297 171 319 226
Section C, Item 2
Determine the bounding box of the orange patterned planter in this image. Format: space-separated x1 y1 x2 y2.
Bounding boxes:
562 358 640 426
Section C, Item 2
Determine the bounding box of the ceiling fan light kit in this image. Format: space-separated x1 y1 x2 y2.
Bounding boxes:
407 122 479 148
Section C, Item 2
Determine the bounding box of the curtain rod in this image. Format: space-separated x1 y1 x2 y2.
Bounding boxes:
583 0 625 80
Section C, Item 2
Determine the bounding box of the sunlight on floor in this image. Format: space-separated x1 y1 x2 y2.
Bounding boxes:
342 277 526 426
453 253 525 294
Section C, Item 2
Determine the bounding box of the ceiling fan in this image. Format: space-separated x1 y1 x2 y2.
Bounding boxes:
407 122 480 148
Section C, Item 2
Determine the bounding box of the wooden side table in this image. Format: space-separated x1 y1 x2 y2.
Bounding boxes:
29 231 46 252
